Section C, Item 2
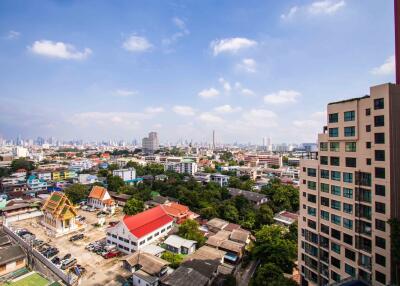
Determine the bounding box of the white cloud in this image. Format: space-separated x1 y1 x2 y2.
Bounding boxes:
281 6 298 20
235 82 255 96
371 55 395 76
198 88 220 98
214 105 242 114
29 40 92 60
237 58 257 73
172 105 195 116
114 89 138 97
69 112 148 128
293 111 326 128
198 112 224 123
264 90 301 104
145 107 164 114
308 0 346 14
210 37 257 56
6 30 20 40
162 17 190 48
218 78 232 92
123 35 153 52
172 17 188 33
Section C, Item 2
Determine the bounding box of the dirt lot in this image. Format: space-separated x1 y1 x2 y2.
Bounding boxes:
10 207 132 286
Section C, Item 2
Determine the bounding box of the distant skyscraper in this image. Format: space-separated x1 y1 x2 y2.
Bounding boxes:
212 130 215 150
142 131 159 154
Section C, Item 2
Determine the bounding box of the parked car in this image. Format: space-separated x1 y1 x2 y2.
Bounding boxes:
62 253 72 260
44 248 59 258
81 206 89 211
61 258 77 270
69 234 84 241
32 239 44 247
103 250 120 259
51 256 61 266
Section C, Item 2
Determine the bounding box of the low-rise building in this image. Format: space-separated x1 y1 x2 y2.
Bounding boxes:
210 173 229 187
106 205 174 254
163 235 196 255
0 244 26 278
124 251 169 286
26 175 48 193
113 168 136 183
273 210 298 226
160 202 198 224
227 188 268 206
164 159 198 175
41 192 80 237
87 186 115 213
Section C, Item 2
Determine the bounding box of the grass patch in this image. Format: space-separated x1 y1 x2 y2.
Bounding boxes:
7 272 49 286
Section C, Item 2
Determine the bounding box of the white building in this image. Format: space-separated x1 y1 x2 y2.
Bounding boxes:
112 168 136 183
164 159 198 175
164 235 197 255
210 173 229 187
106 205 173 254
78 174 98 185
12 147 28 158
87 186 115 213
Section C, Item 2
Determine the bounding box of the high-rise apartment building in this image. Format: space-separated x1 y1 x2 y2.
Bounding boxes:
298 83 400 286
142 132 159 154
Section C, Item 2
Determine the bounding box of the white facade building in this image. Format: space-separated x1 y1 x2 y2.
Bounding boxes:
112 168 136 182
164 160 198 175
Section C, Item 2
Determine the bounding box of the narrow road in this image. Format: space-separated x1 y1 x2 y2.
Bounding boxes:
237 260 259 286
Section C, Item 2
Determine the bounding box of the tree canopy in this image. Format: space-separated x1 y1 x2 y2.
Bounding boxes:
177 219 206 246
123 198 145 215
11 158 35 172
64 184 90 204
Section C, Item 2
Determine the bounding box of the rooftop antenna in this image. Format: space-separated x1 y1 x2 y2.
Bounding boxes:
396 0 400 84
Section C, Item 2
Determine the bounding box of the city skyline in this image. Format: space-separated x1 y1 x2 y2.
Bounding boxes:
0 0 396 143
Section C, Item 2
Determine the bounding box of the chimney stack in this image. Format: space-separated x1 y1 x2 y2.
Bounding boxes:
396 0 400 84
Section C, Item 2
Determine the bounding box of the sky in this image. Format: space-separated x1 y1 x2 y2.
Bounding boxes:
0 0 396 144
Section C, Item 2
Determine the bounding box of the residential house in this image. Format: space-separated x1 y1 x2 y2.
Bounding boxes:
113 168 137 183
273 210 298 226
87 186 115 213
124 251 169 286
163 235 196 255
106 205 174 254
206 230 245 264
41 192 80 237
0 244 26 278
109 192 131 206
227 188 268 206
160 202 198 224
26 175 48 193
210 174 229 187
206 218 229 233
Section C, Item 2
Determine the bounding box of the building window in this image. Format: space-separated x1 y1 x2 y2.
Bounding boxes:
320 156 328 165
343 218 353 230
308 219 316 229
365 108 371 116
366 158 371 165
343 203 353 214
343 172 353 183
308 194 316 203
321 197 329 207
345 264 356 277
307 168 317 177
321 210 329 221
343 188 353 198
376 236 386 249
345 142 356 152
321 224 329 234
321 183 329 193
343 233 353 246
374 115 385 127
375 184 385 196
366 125 371 132
331 228 341 240
366 141 371 149
375 167 385 179
331 185 341 196
331 242 341 254
344 111 355 121
376 254 386 267
345 248 355 261
320 142 328 151
320 169 329 179
331 271 341 282
376 271 386 285
331 214 341 225
330 142 340 151
330 156 340 166
376 219 386 232
344 126 355 137
375 133 385 144
331 257 341 269
374 98 384 110
375 150 385 161
375 202 386 214
355 172 371 187
329 128 339 137
307 181 316 190
331 171 341 181
331 200 341 211
329 113 339 123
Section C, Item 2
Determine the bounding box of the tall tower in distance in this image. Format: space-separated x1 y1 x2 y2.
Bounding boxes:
298 1 400 285
212 130 215 150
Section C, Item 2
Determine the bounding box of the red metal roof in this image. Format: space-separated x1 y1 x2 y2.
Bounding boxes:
123 205 173 238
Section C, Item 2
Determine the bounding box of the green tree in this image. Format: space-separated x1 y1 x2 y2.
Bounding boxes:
161 251 183 269
0 167 10 178
107 175 125 193
255 204 274 227
11 158 35 172
221 204 240 222
251 263 298 286
97 169 109 177
252 225 297 273
178 219 206 246
123 198 144 215
108 163 119 171
64 184 90 204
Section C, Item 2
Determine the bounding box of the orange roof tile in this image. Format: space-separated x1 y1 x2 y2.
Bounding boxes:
88 186 107 200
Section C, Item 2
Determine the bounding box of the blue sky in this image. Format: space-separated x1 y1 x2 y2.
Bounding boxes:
0 0 396 144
